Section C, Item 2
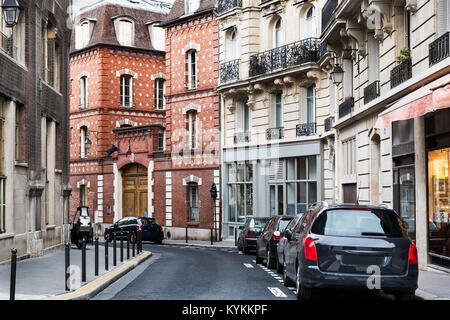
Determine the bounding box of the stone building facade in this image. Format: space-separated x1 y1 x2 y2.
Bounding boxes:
0 0 71 262
69 0 169 231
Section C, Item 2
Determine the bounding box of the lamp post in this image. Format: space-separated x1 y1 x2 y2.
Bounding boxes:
1 0 20 28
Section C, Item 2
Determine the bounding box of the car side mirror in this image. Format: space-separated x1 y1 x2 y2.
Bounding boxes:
285 229 292 241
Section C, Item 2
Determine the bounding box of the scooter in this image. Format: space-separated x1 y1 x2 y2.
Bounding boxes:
70 206 94 249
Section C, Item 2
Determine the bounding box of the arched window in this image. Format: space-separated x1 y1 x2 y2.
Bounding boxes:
301 6 316 40
80 126 88 158
227 29 238 60
118 19 133 46
273 17 283 48
185 0 200 15
80 21 90 48
186 50 197 89
80 76 88 109
120 74 133 107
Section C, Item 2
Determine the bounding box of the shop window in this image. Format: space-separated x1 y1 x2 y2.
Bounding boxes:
228 162 253 223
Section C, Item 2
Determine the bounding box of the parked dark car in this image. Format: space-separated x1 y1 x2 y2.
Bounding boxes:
276 214 303 273
256 215 294 268
104 216 164 244
237 217 271 254
282 204 418 300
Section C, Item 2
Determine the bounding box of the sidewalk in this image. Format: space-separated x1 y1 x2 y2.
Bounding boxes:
0 243 151 300
417 268 450 300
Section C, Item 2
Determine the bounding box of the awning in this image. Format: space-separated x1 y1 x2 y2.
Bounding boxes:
375 72 450 128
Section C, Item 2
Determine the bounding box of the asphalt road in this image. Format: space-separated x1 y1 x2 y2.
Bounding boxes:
92 243 398 300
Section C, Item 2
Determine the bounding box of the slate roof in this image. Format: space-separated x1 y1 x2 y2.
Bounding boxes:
159 0 216 27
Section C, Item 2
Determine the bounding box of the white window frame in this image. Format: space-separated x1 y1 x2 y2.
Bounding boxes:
80 76 88 109
301 6 316 40
187 110 198 149
80 126 88 158
185 0 200 15
118 19 133 47
187 50 197 89
227 29 238 61
155 78 165 110
273 17 283 48
120 75 133 107
80 21 90 48
188 183 199 221
270 92 283 128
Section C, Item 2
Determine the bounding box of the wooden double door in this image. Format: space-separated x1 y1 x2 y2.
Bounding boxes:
122 164 148 218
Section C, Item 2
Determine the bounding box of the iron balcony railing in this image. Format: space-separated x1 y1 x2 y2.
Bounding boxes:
266 127 284 140
390 59 412 89
339 97 354 119
249 38 320 77
324 116 334 132
429 32 450 67
220 59 240 83
363 80 380 104
217 0 242 15
234 131 251 143
322 0 338 33
296 122 316 136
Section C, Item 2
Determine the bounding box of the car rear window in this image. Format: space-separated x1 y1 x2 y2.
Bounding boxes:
311 209 404 237
140 218 156 225
278 219 292 232
250 218 270 228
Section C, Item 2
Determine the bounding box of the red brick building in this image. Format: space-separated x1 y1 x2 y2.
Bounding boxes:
69 0 169 229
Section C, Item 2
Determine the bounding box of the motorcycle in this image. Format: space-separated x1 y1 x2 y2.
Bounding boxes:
70 206 94 249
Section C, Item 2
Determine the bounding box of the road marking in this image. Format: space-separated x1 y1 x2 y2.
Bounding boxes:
238 252 243 255
268 287 288 298
252 260 256 263
243 263 254 268
274 276 282 280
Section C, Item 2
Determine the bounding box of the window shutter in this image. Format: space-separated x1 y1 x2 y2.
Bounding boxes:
300 87 308 124
438 0 449 36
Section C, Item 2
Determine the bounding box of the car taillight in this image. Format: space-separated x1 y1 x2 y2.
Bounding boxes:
273 231 281 241
137 225 143 231
159 226 163 232
247 229 256 237
304 236 318 261
408 241 418 265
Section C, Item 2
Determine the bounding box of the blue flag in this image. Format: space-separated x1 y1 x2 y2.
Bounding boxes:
106 144 120 156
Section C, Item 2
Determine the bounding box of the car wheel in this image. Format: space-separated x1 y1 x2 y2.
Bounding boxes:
276 258 283 274
255 246 264 264
154 239 163 244
266 248 276 269
296 264 312 300
243 245 250 255
283 261 295 287
237 240 243 251
393 291 416 300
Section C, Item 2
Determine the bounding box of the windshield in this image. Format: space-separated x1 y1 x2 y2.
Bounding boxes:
278 219 292 232
249 218 270 228
311 209 404 237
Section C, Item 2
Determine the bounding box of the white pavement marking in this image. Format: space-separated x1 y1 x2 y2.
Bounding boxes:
252 260 256 263
243 263 254 268
238 252 243 255
268 287 288 298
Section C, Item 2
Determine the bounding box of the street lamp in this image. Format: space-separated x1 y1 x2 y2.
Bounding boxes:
330 63 344 85
1 0 20 28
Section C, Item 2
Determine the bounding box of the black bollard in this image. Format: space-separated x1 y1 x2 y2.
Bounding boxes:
10 248 17 301
132 231 135 257
94 237 99 276
235 230 237 247
120 231 124 262
127 231 130 260
82 238 86 282
65 243 70 291
138 230 142 253
105 236 109 271
113 233 117 266
211 228 213 245
186 227 188 243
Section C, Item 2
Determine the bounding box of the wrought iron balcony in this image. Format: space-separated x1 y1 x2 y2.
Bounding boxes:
220 59 240 84
429 32 449 67
339 97 354 119
363 80 380 104
217 0 242 15
296 122 316 136
324 116 334 132
390 59 412 89
249 38 320 77
234 131 251 143
322 0 338 33
266 127 284 140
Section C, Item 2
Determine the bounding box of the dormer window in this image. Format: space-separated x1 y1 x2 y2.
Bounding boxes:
185 0 200 15
116 18 133 47
75 20 91 50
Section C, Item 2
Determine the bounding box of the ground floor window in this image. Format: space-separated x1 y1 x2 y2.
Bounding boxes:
428 147 450 262
393 165 416 241
188 183 199 222
227 162 253 223
269 156 318 215
80 184 88 207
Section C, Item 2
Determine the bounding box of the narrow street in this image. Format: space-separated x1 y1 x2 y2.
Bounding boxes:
92 243 396 300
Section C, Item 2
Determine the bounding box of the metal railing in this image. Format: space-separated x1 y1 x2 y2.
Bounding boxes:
296 122 316 136
220 59 240 83
217 0 242 15
339 98 354 119
266 127 284 140
249 38 320 77
429 32 450 67
390 59 412 89
322 0 338 33
234 131 251 143
324 116 335 132
363 80 380 104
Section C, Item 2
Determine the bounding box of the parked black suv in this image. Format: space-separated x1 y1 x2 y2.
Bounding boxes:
282 203 418 300
256 215 294 268
104 216 164 244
